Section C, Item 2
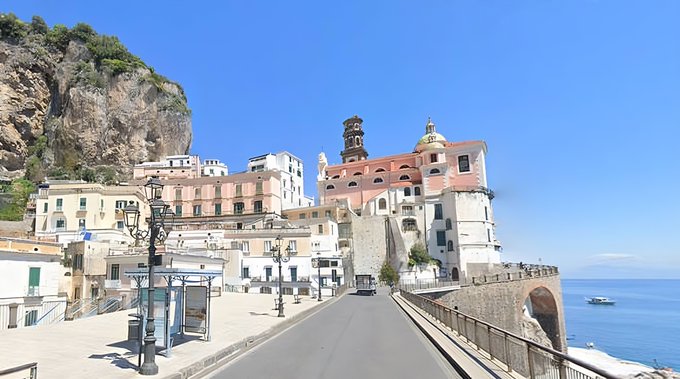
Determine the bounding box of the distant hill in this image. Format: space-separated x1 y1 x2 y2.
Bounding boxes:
0 13 193 184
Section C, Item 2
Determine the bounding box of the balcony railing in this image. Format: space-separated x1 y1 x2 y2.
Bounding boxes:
27 286 39 297
105 280 121 289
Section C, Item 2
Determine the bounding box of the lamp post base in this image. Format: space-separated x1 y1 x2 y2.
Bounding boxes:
140 362 159 376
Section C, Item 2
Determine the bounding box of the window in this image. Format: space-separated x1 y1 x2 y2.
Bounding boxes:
265 267 272 281
110 264 120 280
78 219 86 230
402 218 417 231
299 213 306 219
414 187 421 196
318 224 324 234
375 168 385 172
348 181 358 187
404 187 411 196
448 241 454 252
445 218 452 230
325 184 335 190
458 155 471 173
400 164 410 169
234 202 244 214
353 172 362 176
312 211 319 218
429 168 441 175
373 178 383 184
55 198 63 211
79 197 86 210
436 231 446 246
215 186 222 198
430 153 438 163
193 205 201 216
399 175 410 181
214 203 222 216
331 175 340 179
28 267 40 296
115 200 127 209
330 260 339 267
402 206 414 216
288 240 297 252
254 200 263 213
24 310 38 327
235 184 243 197
264 240 272 252
290 267 297 282
73 254 83 270
242 266 250 278
175 205 183 217
43 203 48 213
117 221 124 230
434 204 443 219
241 241 250 252
209 168 214 175
175 188 182 200
485 206 488 221
378 198 387 210
487 229 492 242
325 210 332 218
320 259 330 268
194 187 201 199
56 219 65 229
256 181 263 194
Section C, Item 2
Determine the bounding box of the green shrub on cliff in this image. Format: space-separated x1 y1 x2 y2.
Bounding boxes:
30 16 48 35
0 12 28 40
0 179 35 221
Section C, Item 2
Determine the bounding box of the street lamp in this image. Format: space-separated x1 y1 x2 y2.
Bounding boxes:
312 249 323 302
271 235 291 318
123 177 173 376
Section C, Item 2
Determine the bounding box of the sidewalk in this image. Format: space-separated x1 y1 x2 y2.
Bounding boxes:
0 293 328 378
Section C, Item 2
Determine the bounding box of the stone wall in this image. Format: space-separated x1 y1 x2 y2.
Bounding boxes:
351 215 387 278
431 273 567 352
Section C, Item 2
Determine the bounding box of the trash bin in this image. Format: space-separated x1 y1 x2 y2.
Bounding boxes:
128 313 142 341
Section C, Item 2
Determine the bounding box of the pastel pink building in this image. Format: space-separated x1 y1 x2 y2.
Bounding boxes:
317 116 500 281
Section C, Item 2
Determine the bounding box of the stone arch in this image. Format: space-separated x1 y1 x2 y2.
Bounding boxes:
523 286 562 351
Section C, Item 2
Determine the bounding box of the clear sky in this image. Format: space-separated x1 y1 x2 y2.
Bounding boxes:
3 1 679 278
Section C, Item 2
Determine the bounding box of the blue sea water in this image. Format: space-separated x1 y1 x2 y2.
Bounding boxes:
561 279 680 371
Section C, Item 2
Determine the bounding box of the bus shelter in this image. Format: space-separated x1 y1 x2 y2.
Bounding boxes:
124 268 222 358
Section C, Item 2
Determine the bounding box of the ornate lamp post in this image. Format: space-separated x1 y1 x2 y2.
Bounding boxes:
271 235 291 318
312 250 323 302
123 177 173 376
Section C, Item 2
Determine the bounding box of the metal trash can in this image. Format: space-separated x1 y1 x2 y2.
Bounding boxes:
128 313 142 341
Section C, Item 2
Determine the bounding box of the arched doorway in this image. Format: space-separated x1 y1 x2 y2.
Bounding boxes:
451 267 459 281
524 286 562 350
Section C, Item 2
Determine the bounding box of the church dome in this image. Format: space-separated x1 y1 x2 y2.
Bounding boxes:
414 117 447 152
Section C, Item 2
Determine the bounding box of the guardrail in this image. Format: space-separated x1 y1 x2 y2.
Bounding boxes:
0 362 37 378
400 290 616 379
399 279 459 292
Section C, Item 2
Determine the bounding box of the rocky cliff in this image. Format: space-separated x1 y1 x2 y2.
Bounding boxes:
0 14 192 182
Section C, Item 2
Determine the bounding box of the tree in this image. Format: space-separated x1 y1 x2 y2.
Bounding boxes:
408 242 431 267
30 15 48 34
379 261 400 285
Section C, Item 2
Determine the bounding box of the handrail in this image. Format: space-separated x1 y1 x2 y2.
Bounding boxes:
0 362 37 378
400 290 617 379
32 301 65 326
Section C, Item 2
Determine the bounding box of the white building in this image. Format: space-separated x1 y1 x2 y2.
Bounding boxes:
202 159 229 177
247 152 314 210
133 154 202 180
0 238 68 330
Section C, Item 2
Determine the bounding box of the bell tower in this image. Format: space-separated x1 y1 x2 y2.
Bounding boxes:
340 115 369 163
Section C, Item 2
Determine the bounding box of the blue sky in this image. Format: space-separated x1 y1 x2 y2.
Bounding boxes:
3 1 679 278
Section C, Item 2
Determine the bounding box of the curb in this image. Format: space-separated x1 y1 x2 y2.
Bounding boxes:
160 294 343 379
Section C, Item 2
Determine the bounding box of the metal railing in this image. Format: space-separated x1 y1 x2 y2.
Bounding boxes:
399 279 459 292
400 290 617 379
0 362 37 379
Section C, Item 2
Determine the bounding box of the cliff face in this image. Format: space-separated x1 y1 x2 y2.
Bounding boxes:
0 15 192 182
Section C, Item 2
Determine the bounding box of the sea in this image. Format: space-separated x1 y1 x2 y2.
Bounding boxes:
561 279 680 371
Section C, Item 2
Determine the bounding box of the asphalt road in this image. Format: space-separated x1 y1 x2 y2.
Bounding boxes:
206 287 461 379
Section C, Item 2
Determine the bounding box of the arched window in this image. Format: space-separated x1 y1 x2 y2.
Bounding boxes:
348 159 356 162
353 172 362 176
348 181 358 187
325 184 335 190
378 199 387 210
402 218 417 231
447 240 454 251
373 178 383 184
429 168 441 175
355 136 361 146
375 168 386 173
399 175 410 181
414 187 421 196
445 218 452 230
404 187 411 196
331 175 340 179
399 164 410 169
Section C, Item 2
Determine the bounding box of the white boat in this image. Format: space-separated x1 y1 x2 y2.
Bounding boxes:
586 296 616 305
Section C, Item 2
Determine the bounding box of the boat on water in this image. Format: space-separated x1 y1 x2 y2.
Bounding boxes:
586 296 616 305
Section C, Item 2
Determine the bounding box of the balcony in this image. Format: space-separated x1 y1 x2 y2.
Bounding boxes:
105 280 122 289
26 286 40 297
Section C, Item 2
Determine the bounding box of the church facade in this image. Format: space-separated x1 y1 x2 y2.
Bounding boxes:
317 116 501 281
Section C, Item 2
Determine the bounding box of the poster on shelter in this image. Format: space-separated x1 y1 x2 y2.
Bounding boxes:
140 288 167 347
185 286 207 333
